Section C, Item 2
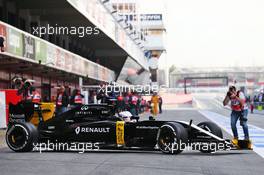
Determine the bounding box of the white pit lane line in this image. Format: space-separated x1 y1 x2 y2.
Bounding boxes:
198 110 264 158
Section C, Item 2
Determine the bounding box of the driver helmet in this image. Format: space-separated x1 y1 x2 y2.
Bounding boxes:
119 111 132 122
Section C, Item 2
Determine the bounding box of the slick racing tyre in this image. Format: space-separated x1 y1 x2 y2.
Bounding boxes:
197 121 223 153
6 122 38 152
157 122 188 154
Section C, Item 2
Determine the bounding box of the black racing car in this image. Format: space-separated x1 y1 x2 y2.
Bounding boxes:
5 102 231 154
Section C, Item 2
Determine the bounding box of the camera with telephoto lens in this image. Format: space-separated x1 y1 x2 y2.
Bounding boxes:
227 91 232 98
227 86 236 98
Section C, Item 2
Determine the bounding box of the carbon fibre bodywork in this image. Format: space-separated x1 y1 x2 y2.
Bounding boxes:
7 103 229 152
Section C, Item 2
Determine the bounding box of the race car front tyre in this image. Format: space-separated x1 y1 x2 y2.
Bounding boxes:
157 122 188 154
6 122 38 152
197 121 223 153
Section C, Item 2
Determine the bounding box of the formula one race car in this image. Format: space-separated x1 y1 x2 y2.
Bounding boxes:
6 102 232 154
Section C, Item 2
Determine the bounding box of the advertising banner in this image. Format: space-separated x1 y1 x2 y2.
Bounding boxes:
67 0 115 40
94 64 99 80
35 39 47 64
47 45 56 66
97 67 102 81
67 0 147 71
22 34 35 60
61 51 66 69
91 0 97 21
141 14 163 21
79 59 85 75
0 23 7 52
65 53 73 72
7 27 23 57
88 62 95 79
84 61 89 76
72 55 79 74
102 68 107 82
118 28 126 48
56 49 65 69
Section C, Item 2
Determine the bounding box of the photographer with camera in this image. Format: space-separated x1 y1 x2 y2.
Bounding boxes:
13 77 34 102
223 86 252 148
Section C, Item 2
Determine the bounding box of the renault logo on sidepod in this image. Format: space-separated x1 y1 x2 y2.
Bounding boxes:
75 126 80 135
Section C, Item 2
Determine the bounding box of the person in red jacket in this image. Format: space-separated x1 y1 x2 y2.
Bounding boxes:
31 87 41 103
70 89 84 107
130 92 138 116
117 93 124 112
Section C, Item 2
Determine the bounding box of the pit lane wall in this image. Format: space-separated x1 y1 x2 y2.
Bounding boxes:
66 0 149 70
0 21 115 82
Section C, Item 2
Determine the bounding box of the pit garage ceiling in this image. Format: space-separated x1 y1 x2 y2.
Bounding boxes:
10 0 130 73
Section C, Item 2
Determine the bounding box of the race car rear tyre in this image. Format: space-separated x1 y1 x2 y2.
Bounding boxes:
6 122 38 152
197 121 223 153
157 122 188 154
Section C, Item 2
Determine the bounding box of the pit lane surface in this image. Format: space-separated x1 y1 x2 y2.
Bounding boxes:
0 106 264 175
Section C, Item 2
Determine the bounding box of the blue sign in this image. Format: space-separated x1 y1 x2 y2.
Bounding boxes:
141 14 162 21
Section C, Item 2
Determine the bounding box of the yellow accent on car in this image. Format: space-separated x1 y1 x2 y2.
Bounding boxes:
11 135 15 143
30 103 55 126
116 121 125 145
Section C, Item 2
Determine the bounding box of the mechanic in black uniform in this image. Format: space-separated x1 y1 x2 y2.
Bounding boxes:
56 86 69 115
14 78 35 121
